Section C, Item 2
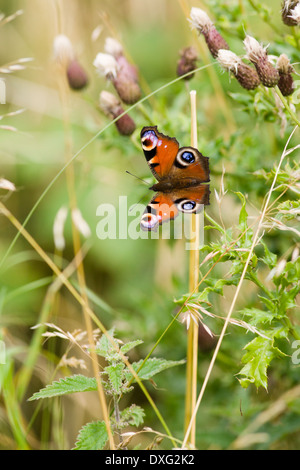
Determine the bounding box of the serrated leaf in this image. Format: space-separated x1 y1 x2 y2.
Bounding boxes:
261 241 277 268
241 308 274 327
120 339 143 355
124 357 185 382
120 404 145 427
28 374 97 401
73 421 108 450
95 328 117 358
238 337 285 390
104 363 124 394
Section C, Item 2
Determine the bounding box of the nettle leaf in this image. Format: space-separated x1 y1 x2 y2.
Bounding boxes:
124 358 185 382
73 421 108 450
29 375 97 401
95 328 118 358
120 339 143 355
238 337 286 390
104 363 125 394
120 404 145 427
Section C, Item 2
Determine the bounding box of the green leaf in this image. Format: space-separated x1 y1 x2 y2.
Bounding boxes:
238 337 285 390
120 404 145 427
124 357 185 382
104 363 124 394
28 375 97 401
95 328 118 358
120 339 143 354
260 241 277 268
73 421 108 450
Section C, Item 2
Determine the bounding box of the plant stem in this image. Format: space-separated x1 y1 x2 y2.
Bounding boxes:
275 86 300 129
184 90 200 448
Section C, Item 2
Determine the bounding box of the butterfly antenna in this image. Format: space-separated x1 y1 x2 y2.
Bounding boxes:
126 170 148 185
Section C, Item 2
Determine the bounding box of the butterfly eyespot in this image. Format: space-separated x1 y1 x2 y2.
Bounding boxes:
176 199 198 213
141 212 159 230
141 130 158 151
181 152 195 163
176 148 196 167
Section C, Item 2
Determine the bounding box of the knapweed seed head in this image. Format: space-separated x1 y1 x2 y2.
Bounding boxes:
176 46 198 79
99 90 136 136
281 0 300 25
277 54 295 96
217 49 261 90
244 35 279 87
189 7 229 58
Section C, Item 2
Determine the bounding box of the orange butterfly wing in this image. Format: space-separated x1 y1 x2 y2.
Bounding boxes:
140 126 210 183
140 185 210 231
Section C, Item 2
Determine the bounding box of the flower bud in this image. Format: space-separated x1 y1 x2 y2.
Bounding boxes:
243 35 279 87
99 90 136 136
189 7 229 58
104 38 138 77
67 59 88 90
281 1 300 26
276 54 295 96
217 49 261 90
177 46 198 80
94 44 141 104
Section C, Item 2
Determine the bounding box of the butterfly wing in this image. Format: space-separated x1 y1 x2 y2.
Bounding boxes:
141 126 210 184
140 126 179 181
140 185 210 231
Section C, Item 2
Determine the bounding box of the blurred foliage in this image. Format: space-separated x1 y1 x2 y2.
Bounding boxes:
0 0 299 451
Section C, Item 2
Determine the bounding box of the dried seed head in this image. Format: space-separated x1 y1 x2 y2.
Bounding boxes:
244 35 279 87
99 90 136 136
217 49 261 90
189 7 229 58
276 54 295 96
281 1 300 25
189 7 214 33
99 90 121 116
288 4 300 24
53 34 75 67
104 37 124 58
176 46 198 79
67 59 88 90
93 52 119 80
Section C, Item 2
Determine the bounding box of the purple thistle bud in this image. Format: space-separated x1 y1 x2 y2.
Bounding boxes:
244 35 279 87
189 7 229 58
276 54 295 96
99 91 136 136
67 60 88 90
176 46 198 80
217 49 261 90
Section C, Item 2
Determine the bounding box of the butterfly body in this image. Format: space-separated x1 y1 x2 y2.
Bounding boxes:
140 126 210 231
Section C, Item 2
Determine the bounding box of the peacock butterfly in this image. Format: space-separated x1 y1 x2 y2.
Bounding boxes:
140 126 210 231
